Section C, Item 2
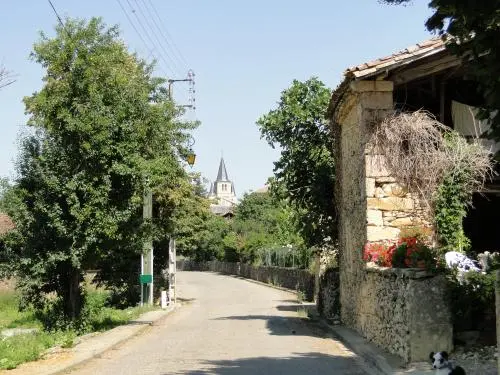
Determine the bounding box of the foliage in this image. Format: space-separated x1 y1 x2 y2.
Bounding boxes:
227 191 304 264
0 288 153 369
0 330 73 370
445 270 496 333
0 292 39 330
434 133 494 254
157 172 232 262
363 237 436 269
6 18 194 324
381 0 500 143
257 78 336 249
434 172 471 254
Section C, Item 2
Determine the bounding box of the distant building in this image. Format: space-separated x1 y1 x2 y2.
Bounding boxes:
209 158 237 217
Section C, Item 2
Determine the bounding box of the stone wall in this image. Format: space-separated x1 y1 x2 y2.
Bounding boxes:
177 260 315 301
360 265 452 363
331 80 452 363
365 154 431 243
317 267 340 322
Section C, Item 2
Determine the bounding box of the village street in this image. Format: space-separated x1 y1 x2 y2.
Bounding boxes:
63 272 368 375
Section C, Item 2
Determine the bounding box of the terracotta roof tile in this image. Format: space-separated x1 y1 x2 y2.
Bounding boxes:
345 37 445 79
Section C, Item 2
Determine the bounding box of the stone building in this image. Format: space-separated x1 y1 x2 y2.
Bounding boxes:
209 157 238 217
325 37 500 363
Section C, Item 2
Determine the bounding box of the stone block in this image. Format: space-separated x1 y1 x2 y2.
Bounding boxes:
367 225 400 242
390 217 421 227
375 177 397 183
366 178 375 197
382 183 407 197
374 187 386 198
350 80 394 93
366 155 390 177
367 209 383 226
367 197 414 211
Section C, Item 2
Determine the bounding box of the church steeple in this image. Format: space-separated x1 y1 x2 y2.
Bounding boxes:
216 158 229 181
209 157 237 213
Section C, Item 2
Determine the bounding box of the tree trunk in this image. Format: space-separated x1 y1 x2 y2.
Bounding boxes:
65 267 83 320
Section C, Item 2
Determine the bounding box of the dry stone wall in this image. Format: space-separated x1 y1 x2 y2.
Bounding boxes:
177 260 315 301
365 154 431 243
360 265 452 363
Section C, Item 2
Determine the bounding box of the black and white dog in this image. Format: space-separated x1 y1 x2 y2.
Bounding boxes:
429 352 466 375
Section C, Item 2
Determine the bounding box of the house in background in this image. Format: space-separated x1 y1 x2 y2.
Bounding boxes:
209 158 238 218
326 37 499 363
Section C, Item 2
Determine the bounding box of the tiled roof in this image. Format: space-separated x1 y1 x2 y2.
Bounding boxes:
210 205 234 217
0 213 15 236
345 37 446 79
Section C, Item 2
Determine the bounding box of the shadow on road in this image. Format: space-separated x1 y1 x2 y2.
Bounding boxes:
164 352 367 375
212 313 329 338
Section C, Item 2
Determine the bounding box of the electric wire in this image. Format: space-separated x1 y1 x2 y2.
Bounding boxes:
47 0 64 27
124 0 180 77
145 0 190 68
133 0 185 76
117 0 176 77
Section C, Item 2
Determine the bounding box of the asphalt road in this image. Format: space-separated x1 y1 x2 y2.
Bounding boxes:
65 271 368 375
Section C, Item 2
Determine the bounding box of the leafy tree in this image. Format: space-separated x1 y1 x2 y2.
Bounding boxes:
257 78 336 249
156 173 231 262
382 0 500 141
8 18 193 326
230 191 303 263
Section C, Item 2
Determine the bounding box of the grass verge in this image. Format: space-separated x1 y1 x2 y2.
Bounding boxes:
0 288 156 370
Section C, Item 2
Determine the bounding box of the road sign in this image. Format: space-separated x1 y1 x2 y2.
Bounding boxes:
140 274 153 284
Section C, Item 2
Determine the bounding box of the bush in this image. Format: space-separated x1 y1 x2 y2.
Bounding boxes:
446 270 496 335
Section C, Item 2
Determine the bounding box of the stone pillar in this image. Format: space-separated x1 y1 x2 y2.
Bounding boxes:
496 270 500 375
333 80 394 328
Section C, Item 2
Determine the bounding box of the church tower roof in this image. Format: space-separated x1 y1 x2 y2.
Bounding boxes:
216 158 229 182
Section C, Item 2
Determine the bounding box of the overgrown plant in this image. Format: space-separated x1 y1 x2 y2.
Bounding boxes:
371 111 494 253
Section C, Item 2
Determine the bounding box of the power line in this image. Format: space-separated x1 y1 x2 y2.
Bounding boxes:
132 0 185 76
138 0 187 72
144 0 190 68
116 0 151 55
47 0 64 27
115 0 169 77
123 0 181 77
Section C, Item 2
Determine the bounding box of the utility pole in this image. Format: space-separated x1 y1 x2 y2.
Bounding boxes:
168 69 196 109
140 187 154 306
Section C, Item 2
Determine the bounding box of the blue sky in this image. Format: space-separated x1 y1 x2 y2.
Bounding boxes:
0 1 433 197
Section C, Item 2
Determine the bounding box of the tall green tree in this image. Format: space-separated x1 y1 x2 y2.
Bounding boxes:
156 173 231 263
228 191 303 264
382 0 500 141
9 18 193 325
257 78 336 249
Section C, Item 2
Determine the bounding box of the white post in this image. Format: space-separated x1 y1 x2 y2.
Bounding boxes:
161 290 167 309
168 238 176 305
